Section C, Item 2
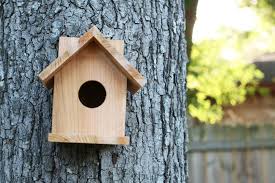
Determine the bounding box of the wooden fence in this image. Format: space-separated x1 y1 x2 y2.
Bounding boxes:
188 124 275 183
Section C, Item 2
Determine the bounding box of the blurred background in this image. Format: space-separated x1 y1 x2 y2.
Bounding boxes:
186 0 275 182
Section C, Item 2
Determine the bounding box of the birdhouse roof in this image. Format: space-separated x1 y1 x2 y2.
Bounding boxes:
38 26 146 94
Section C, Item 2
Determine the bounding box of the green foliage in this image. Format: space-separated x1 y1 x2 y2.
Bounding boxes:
187 0 275 124
242 0 275 22
239 0 275 54
187 40 264 124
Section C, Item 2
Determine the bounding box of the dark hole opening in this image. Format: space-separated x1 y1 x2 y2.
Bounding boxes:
78 80 106 108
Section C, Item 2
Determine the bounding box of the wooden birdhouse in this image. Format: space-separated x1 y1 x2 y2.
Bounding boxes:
38 26 146 145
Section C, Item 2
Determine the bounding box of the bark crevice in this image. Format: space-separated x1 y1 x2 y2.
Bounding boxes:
0 0 188 182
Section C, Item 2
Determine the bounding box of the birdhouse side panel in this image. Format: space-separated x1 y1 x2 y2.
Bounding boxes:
52 42 127 138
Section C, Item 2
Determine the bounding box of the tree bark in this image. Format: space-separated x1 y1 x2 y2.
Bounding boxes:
0 0 188 182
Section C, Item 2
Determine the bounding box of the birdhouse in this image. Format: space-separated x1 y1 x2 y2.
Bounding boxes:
38 26 146 145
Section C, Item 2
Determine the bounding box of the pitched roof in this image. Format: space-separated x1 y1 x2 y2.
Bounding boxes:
38 26 146 94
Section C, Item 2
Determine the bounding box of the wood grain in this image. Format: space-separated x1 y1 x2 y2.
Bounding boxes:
51 38 128 143
90 26 146 93
38 26 146 94
48 133 129 145
38 34 94 88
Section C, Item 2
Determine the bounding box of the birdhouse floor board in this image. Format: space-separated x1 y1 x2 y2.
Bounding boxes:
38 26 146 145
48 133 129 145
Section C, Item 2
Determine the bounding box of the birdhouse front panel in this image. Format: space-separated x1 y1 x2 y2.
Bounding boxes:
52 38 127 138
38 26 146 145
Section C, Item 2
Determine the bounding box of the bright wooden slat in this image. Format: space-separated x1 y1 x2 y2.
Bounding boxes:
38 25 146 94
48 133 129 145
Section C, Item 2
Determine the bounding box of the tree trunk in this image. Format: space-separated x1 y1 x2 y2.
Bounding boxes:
0 0 188 182
185 0 198 58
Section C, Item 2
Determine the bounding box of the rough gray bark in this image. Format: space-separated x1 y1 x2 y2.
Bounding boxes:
0 0 188 182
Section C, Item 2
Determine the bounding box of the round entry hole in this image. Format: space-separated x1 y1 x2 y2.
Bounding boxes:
78 81 106 108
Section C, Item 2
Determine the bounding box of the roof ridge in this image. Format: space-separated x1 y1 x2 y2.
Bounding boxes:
38 26 146 94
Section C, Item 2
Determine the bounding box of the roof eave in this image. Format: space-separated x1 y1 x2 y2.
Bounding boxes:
38 32 95 88
38 26 146 93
